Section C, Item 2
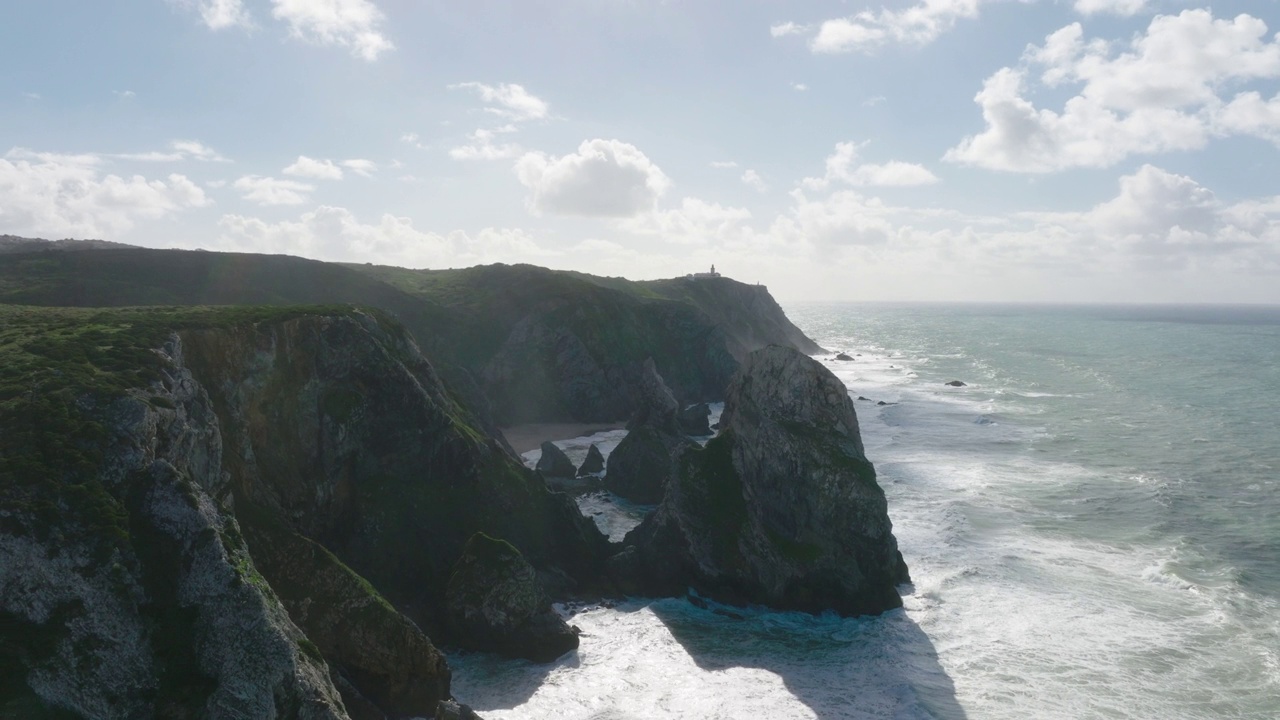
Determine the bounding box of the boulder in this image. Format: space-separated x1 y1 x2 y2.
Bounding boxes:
613 345 909 617
536 441 576 479
605 360 692 504
835 353 854 361
445 533 579 663
945 380 966 387
678 402 713 436
577 444 606 476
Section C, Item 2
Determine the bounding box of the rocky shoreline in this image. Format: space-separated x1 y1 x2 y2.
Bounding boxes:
0 245 903 720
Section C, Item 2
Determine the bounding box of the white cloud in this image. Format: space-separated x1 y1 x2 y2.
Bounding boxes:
0 148 209 237
171 140 230 162
171 0 253 31
791 82 809 92
233 175 315 205
400 132 426 149
946 11 1280 172
449 82 550 122
114 140 230 164
803 142 939 189
788 0 984 54
515 139 670 217
710 161 739 169
770 22 807 38
215 206 555 267
341 159 378 177
449 129 522 161
114 90 137 100
742 169 768 192
283 155 344 180
624 198 755 246
270 0 393 61
1074 0 1147 17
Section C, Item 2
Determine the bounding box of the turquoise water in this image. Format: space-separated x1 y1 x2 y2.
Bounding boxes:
451 303 1280 719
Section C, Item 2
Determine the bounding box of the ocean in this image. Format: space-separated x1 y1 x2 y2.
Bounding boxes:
451 303 1280 719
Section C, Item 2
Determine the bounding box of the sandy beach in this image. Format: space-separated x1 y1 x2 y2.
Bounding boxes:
500 422 627 455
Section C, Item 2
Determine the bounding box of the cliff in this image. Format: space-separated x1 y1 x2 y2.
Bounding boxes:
611 346 910 616
0 304 609 718
0 246 821 427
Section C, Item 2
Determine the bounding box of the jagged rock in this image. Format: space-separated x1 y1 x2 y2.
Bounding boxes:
437 699 483 720
678 403 712 436
536 441 576 480
577 444 605 476
836 353 854 361
606 361 692 504
445 533 579 663
945 380 966 387
613 345 910 617
858 396 870 401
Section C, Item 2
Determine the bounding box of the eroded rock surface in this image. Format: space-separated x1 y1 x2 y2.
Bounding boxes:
604 360 692 504
613 346 910 616
445 533 579 663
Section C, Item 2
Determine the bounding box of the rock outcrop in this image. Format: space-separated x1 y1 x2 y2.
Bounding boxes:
612 345 910 616
445 533 579 663
577 445 605 476
535 441 576 481
604 360 692 504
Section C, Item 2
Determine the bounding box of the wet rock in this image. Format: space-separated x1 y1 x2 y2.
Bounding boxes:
945 380 966 387
836 353 854 361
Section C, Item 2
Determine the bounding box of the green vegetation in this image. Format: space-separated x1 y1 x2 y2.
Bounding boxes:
0 304 366 561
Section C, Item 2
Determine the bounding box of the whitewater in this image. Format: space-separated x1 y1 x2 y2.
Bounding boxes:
452 303 1280 719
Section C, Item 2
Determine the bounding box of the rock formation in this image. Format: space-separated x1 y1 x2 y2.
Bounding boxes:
612 345 910 616
445 533 579 663
577 445 605 476
535 441 576 481
604 360 692 504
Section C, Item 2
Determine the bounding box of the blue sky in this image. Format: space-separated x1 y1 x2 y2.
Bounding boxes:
3 0 1280 302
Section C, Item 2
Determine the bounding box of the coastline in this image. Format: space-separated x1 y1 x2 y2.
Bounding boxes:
501 422 627 455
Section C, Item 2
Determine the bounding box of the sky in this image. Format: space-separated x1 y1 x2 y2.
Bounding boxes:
3 0 1280 303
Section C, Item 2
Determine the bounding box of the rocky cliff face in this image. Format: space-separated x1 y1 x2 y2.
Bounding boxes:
603 359 692 504
1 333 348 719
612 346 909 616
2 306 613 718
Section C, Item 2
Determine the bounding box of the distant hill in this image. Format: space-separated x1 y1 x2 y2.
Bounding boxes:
0 234 135 254
0 242 822 426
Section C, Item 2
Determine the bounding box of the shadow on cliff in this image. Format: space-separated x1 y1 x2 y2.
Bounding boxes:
645 594 968 720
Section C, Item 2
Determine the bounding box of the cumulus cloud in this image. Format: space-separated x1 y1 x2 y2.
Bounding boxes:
777 0 985 54
0 148 209 237
341 159 378 177
515 139 670 217
449 129 522 161
283 155 344 180
946 11 1280 172
270 0 393 61
803 142 939 189
1073 0 1146 17
449 82 550 122
233 175 315 205
742 169 768 193
710 161 739 169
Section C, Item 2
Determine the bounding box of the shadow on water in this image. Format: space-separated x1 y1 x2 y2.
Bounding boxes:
450 593 966 720
645 594 967 720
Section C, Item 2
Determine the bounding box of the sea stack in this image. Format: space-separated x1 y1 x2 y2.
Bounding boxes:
604 359 692 504
613 345 910 616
